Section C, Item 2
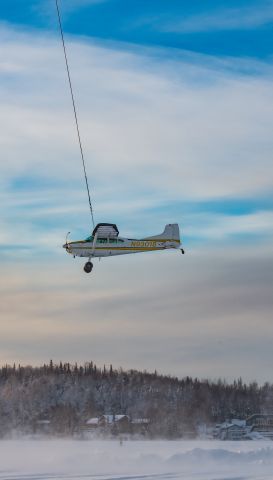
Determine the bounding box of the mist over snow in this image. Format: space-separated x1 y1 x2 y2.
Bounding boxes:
0 440 273 480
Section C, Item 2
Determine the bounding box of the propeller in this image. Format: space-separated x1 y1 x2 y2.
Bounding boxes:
63 232 71 251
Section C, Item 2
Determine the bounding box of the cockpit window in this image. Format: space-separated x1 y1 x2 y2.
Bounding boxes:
85 236 93 242
85 236 124 243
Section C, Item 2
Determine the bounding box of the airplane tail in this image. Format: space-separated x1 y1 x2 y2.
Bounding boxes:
144 223 180 243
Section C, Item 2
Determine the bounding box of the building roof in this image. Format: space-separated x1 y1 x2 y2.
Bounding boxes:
86 417 99 425
218 420 246 430
102 414 129 423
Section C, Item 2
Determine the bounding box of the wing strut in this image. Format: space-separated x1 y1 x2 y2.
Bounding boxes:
55 0 95 229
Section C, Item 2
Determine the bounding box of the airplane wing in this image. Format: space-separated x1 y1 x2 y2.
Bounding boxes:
92 223 119 238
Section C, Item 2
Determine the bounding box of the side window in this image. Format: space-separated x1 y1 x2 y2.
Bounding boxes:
109 238 117 244
98 238 107 244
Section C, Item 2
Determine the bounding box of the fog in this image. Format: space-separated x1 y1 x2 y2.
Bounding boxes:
0 439 273 479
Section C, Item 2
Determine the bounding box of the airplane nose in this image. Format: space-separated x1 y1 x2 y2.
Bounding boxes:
63 243 71 252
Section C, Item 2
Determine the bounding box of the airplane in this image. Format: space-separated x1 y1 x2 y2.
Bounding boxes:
63 223 184 273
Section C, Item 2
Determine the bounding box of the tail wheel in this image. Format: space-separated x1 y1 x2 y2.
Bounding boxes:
84 261 93 273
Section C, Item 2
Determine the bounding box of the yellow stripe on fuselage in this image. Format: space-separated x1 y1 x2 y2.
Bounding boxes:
69 238 180 245
69 246 168 251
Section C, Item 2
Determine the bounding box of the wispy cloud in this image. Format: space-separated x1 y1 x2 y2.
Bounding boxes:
186 211 273 240
0 25 273 257
163 2 273 33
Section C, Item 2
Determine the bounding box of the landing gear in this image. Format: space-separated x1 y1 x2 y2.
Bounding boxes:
84 261 93 273
181 248 185 254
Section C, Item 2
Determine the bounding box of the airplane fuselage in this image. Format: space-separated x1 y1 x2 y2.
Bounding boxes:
65 236 180 258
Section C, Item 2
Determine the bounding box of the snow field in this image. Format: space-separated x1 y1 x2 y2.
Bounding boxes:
0 440 273 480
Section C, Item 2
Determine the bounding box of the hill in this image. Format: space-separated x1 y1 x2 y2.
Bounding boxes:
0 361 272 437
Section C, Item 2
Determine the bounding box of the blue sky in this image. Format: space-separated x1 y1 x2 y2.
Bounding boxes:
0 0 273 380
2 0 273 58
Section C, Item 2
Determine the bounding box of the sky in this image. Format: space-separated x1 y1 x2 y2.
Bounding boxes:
0 0 273 383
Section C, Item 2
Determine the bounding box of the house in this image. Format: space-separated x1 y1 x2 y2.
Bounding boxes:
84 414 151 436
246 414 273 439
100 415 130 433
213 419 247 440
84 414 130 434
85 417 100 430
100 414 130 426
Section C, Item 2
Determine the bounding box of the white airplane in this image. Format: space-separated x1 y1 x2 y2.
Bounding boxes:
63 223 184 273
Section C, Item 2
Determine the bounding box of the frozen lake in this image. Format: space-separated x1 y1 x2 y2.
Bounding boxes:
0 439 273 480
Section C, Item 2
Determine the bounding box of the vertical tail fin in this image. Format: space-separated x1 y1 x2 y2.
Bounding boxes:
144 223 180 243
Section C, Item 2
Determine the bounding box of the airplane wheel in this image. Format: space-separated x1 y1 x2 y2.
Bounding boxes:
84 261 93 273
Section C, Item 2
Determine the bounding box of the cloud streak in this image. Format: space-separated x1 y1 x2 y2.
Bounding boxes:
0 25 273 255
163 2 273 34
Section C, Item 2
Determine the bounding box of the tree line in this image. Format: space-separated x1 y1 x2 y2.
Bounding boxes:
0 361 272 438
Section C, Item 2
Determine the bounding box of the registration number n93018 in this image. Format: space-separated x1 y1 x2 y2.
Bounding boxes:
131 241 157 248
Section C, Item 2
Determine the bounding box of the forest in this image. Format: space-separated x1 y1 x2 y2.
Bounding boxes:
0 361 272 438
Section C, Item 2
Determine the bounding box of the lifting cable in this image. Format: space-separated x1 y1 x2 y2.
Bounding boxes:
55 0 95 229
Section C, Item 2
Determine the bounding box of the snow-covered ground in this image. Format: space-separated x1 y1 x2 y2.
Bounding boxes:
0 439 273 480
